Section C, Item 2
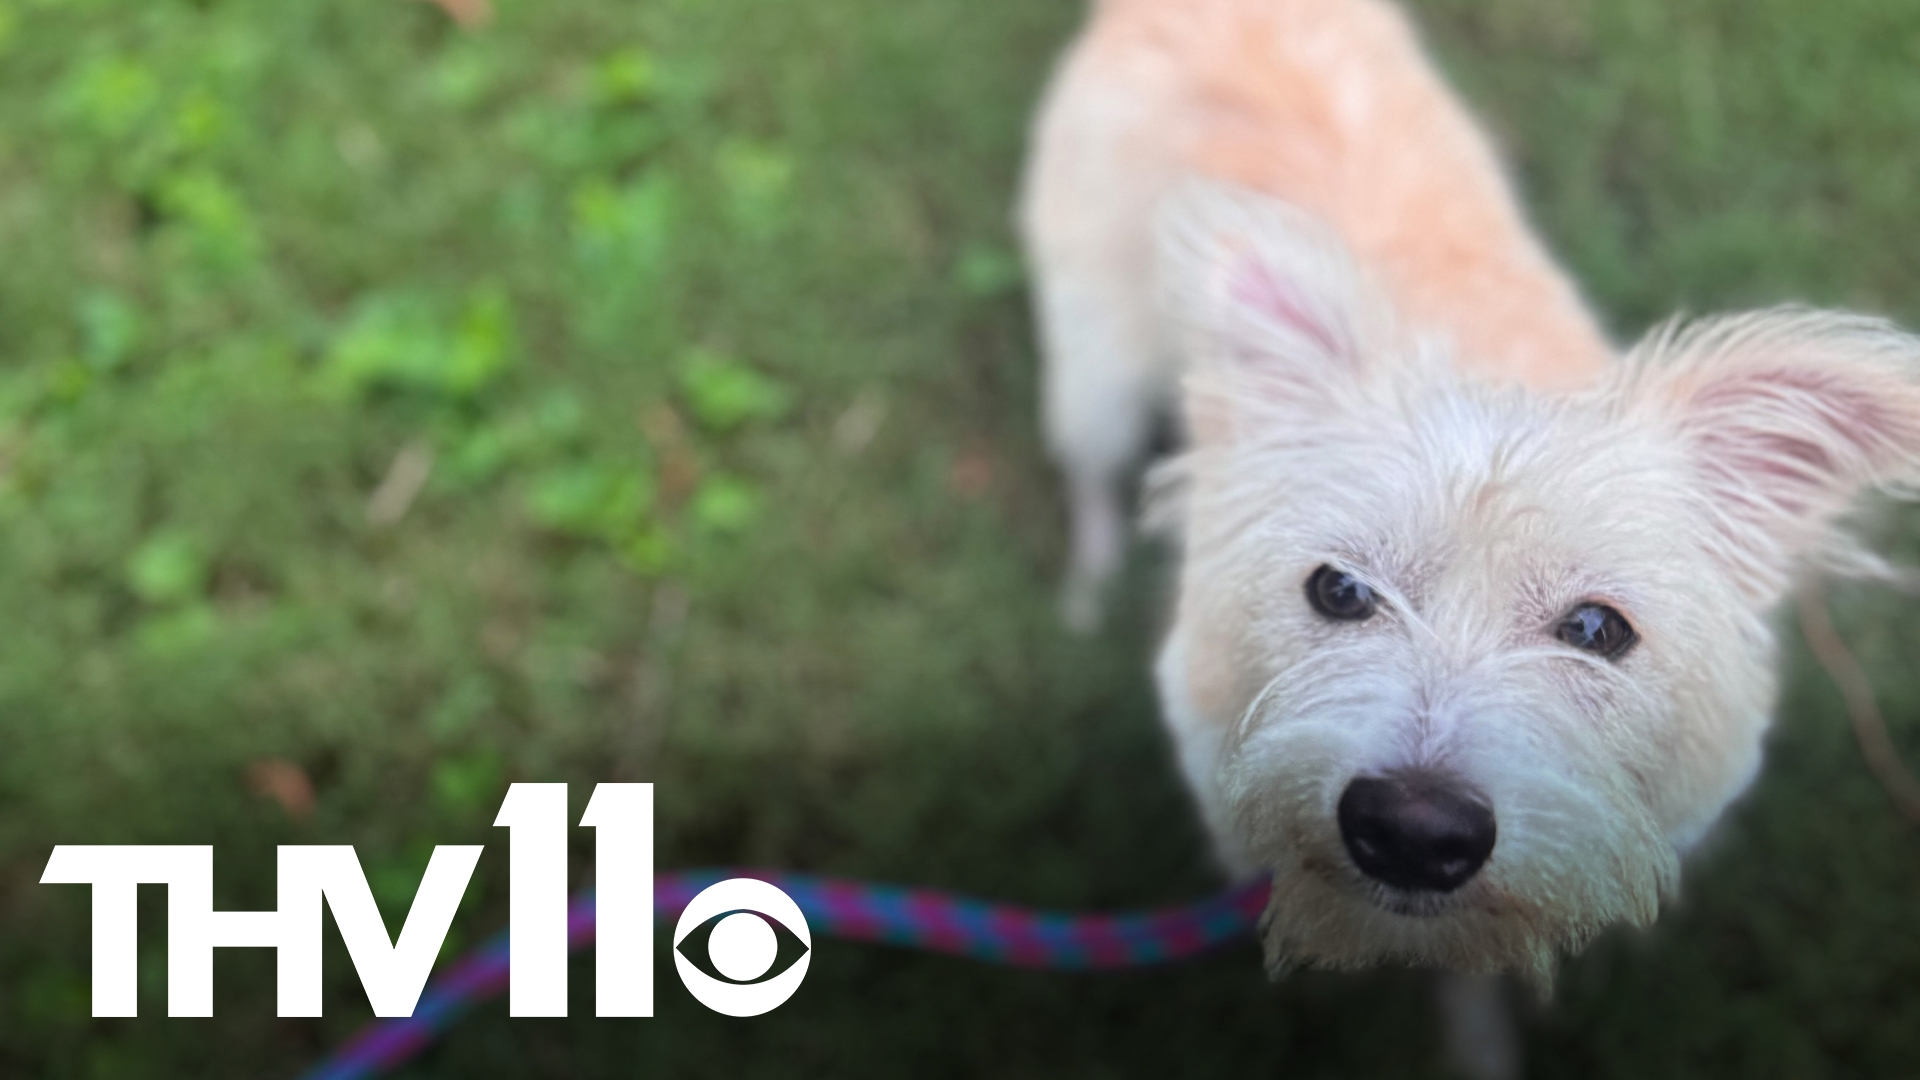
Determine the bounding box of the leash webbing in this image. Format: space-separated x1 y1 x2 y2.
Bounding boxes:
299 870 1271 1080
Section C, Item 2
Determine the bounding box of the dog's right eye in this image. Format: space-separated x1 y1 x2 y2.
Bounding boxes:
1306 565 1377 621
1555 602 1636 660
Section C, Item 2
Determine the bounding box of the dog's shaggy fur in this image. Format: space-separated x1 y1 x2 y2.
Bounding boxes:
1020 0 1920 997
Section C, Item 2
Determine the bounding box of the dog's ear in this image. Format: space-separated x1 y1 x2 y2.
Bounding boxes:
1623 309 1920 600
1157 183 1395 443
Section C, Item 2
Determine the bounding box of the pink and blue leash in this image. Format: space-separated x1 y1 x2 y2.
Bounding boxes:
301 870 1271 1080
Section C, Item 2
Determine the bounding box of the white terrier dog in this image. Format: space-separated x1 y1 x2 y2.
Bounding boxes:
1020 0 1920 1072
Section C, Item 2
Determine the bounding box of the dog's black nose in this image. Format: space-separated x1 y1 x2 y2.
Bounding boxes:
1337 774 1495 893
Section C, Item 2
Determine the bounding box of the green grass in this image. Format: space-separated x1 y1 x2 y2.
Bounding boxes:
3 0 1920 1076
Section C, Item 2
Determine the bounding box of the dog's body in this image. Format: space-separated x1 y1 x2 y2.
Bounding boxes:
1022 0 1613 637
1022 0 1920 1074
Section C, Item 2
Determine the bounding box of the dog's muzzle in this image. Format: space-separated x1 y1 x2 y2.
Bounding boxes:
1337 772 1496 894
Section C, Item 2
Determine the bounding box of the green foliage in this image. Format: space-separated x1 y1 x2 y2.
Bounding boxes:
154 170 260 274
953 241 1024 297
442 389 588 487
76 291 141 373
324 287 517 402
431 749 506 819
593 47 658 106
571 175 675 276
525 461 654 539
678 349 790 432
688 473 760 534
124 531 206 606
716 137 794 236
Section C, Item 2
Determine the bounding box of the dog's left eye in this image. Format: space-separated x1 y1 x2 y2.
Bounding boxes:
1555 603 1637 660
1306 565 1377 621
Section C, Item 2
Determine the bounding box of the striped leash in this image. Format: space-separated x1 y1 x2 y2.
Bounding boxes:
301 870 1271 1080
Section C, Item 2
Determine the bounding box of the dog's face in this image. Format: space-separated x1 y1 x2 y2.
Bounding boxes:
1157 189 1920 987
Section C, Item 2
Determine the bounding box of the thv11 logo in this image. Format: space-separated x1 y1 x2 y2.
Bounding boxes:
39 783 808 1019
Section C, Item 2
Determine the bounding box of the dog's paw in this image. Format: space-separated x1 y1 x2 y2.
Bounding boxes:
1438 972 1520 1080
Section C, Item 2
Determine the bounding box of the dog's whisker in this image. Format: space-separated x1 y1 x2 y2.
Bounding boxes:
1234 669 1295 742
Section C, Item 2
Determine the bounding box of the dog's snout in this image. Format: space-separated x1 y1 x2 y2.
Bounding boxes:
1337 773 1495 894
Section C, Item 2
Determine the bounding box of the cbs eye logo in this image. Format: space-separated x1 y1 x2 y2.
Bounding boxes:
672 878 811 1016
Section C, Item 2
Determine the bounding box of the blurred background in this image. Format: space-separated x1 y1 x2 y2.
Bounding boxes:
4 0 1920 1075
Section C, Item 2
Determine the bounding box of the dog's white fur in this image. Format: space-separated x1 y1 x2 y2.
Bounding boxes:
1020 0 1920 999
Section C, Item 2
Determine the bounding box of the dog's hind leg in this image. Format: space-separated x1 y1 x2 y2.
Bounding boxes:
1019 45 1177 633
1032 261 1163 632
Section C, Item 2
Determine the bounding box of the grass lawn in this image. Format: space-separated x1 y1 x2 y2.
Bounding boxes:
4 0 1920 1076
